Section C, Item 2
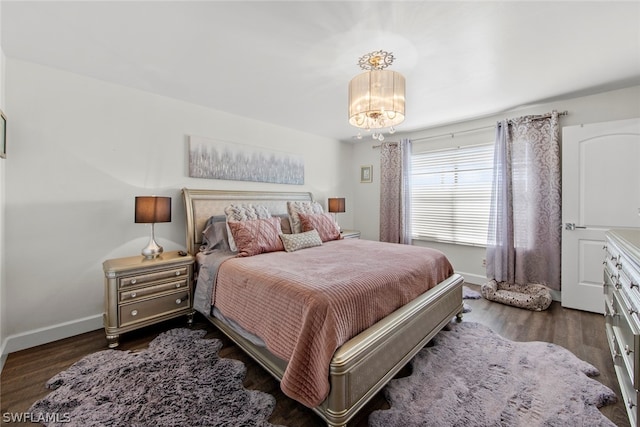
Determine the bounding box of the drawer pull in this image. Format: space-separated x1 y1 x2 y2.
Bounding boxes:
175 271 181 276
131 279 137 284
131 309 138 317
625 345 634 356
631 282 639 290
176 283 181 288
175 294 189 305
629 308 637 316
628 399 636 409
131 292 137 298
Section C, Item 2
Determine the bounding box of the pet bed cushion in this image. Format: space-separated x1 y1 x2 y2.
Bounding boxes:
481 280 552 311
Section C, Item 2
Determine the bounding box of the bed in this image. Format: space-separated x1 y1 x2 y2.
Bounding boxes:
182 188 464 427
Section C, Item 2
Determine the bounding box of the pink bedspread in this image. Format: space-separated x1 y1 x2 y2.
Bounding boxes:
213 238 454 407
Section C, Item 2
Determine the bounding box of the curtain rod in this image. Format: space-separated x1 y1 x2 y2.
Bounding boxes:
372 110 568 148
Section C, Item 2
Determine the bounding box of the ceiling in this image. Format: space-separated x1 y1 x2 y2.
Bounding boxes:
2 1 639 141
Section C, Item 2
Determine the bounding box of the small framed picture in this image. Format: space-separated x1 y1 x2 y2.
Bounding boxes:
0 109 6 159
360 165 373 183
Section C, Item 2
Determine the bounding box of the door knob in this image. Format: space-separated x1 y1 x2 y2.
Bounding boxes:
564 223 587 230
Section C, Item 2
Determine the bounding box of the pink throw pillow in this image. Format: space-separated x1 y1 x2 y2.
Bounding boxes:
299 213 341 242
228 217 284 257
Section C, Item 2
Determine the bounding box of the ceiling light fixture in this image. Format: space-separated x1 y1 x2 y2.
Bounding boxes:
348 50 406 141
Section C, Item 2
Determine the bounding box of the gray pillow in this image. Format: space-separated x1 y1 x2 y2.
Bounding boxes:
201 216 230 252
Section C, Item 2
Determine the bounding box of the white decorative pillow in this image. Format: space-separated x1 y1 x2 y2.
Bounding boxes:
224 204 271 252
287 201 324 234
280 229 323 252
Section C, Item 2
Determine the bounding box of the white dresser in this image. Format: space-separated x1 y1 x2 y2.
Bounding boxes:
604 228 640 427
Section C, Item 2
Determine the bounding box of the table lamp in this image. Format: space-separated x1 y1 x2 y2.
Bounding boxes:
135 196 171 259
328 197 346 230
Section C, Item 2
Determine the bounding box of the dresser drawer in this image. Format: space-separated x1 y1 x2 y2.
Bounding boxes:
615 355 640 427
605 230 640 427
604 266 616 308
611 289 640 388
119 291 190 327
620 268 640 312
605 302 620 358
118 266 189 288
119 278 188 302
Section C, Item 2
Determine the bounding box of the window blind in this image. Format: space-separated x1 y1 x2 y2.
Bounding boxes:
411 143 494 246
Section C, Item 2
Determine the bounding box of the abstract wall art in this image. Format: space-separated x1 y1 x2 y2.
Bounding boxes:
188 135 304 185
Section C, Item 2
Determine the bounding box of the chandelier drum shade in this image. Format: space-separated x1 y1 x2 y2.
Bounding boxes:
348 50 405 140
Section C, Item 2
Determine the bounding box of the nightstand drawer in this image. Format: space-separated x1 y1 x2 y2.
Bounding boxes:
103 251 195 347
119 291 190 327
118 266 189 288
119 278 188 302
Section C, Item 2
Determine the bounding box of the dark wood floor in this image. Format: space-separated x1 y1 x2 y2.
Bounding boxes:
0 284 630 427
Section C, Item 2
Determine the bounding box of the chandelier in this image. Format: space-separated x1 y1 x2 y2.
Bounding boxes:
348 50 406 141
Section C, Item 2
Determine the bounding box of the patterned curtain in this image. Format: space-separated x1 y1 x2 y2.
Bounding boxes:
380 139 412 244
486 112 561 290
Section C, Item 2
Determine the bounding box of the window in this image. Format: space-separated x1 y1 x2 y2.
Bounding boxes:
411 143 494 246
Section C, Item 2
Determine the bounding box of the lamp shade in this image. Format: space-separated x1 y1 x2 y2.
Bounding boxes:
135 196 172 223
348 69 405 129
328 198 346 213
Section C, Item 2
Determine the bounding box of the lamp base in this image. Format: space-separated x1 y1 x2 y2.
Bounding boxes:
331 212 342 232
141 241 163 259
141 224 163 259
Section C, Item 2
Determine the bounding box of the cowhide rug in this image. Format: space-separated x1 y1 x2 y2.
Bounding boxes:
369 322 618 427
29 328 281 427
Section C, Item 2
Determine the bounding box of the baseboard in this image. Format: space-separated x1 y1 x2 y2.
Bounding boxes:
456 271 486 286
0 339 7 372
2 314 103 361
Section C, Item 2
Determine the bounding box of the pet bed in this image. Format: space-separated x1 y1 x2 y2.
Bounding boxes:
481 280 552 311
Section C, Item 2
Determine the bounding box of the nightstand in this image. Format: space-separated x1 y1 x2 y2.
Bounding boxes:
102 251 195 348
340 229 361 239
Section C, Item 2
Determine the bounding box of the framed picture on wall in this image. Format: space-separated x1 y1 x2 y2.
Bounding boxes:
0 109 5 159
360 165 372 183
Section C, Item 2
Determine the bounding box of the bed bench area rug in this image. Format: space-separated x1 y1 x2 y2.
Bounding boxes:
369 321 618 427
29 328 281 427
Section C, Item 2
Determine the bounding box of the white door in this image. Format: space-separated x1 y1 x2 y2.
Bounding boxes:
561 118 640 313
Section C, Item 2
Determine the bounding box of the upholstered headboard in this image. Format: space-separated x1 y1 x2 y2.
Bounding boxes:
181 188 313 255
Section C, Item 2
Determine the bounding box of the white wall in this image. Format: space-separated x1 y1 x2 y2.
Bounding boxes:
2 59 352 354
0 2 7 369
351 85 640 286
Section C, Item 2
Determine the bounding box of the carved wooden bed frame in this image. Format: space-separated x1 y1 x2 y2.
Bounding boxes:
182 188 464 427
